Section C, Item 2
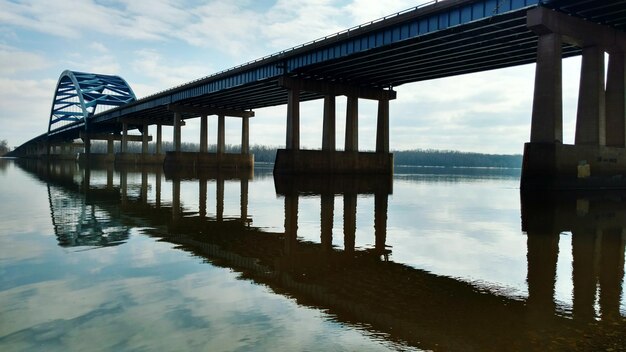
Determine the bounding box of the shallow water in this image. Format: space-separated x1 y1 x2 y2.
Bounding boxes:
0 159 624 351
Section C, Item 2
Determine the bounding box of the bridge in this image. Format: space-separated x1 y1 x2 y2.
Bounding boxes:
8 0 626 188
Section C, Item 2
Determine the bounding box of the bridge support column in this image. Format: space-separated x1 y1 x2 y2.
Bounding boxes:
200 114 208 153
122 122 128 153
322 95 336 151
122 123 129 153
286 88 300 151
84 137 91 156
530 33 563 144
156 124 163 155
107 139 114 156
345 96 359 152
606 51 626 147
217 115 225 155
142 124 149 154
376 98 390 154
174 112 182 152
522 7 626 189
575 46 605 146
241 116 249 155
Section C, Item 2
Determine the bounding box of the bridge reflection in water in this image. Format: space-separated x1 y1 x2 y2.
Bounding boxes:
17 160 625 351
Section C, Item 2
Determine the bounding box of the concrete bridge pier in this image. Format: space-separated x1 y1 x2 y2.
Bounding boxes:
114 120 163 165
521 7 626 189
45 141 82 161
274 77 395 175
164 105 254 173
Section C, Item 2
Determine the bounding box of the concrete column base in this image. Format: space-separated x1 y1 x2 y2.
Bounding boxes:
115 153 166 165
163 151 254 173
521 142 626 190
45 154 78 161
77 153 115 164
274 173 392 196
273 149 393 175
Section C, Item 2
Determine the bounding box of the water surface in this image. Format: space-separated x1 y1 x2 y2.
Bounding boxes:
0 159 624 351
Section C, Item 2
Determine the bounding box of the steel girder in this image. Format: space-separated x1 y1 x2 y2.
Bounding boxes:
48 70 136 135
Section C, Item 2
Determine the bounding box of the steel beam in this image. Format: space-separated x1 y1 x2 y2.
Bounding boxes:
118 117 184 127
278 76 396 101
80 131 150 142
167 104 254 118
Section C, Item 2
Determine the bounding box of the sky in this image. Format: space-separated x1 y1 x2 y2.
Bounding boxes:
0 0 584 154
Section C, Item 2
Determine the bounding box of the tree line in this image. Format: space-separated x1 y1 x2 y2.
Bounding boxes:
393 149 522 168
91 141 520 168
3 139 521 168
0 140 10 156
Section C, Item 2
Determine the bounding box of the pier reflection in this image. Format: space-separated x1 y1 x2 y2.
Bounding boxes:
522 192 626 324
16 160 625 351
275 173 392 258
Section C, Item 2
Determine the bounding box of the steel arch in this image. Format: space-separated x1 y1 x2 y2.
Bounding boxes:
48 70 136 134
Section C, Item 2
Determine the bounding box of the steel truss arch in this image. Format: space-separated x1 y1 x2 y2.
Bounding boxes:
48 70 136 134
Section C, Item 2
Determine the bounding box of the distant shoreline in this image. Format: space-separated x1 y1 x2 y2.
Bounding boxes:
42 141 524 169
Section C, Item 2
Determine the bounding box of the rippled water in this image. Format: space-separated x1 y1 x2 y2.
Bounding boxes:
0 159 624 351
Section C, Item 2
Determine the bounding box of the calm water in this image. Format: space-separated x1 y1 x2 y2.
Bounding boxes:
0 158 624 351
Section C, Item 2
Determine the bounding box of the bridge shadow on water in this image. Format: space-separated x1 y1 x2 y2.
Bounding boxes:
15 159 626 351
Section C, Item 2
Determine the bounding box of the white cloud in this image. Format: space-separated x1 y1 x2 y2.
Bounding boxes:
0 77 56 146
261 0 347 50
88 42 109 53
0 44 50 75
131 49 213 90
343 0 433 25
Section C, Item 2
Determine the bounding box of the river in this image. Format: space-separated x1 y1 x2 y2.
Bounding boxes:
0 158 624 351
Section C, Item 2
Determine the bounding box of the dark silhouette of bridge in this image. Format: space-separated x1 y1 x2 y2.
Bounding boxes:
8 0 626 188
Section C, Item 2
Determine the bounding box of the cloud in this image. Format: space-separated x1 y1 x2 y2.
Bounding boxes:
88 42 108 54
261 0 347 50
0 77 56 146
131 49 213 91
343 0 434 25
0 44 50 75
